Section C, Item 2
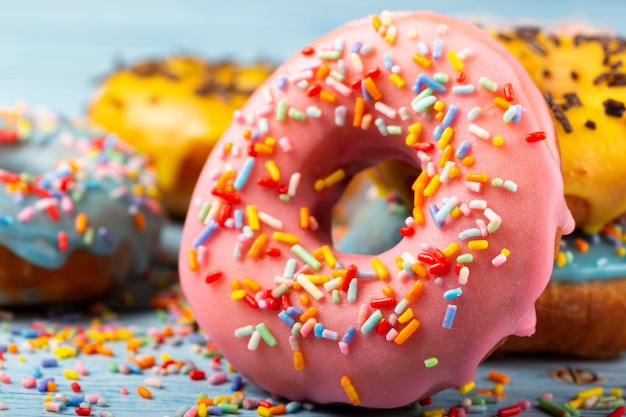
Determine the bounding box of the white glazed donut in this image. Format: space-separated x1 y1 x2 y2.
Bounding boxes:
179 10 574 408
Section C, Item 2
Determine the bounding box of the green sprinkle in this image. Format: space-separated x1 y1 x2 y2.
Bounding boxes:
491 178 504 187
332 289 341 303
197 201 211 222
316 50 341 61
561 403 580 417
217 402 239 414
538 398 571 417
84 227 94 245
255 323 277 347
456 253 474 263
433 72 450 83
487 222 500 234
288 108 306 122
108 362 119 373
296 79 309 89
291 244 322 270
411 95 437 112
329 70 346 82
291 322 302 335
387 125 403 135
361 309 383 334
479 76 498 92
424 357 438 368
279 193 290 202
276 99 288 121
503 180 518 192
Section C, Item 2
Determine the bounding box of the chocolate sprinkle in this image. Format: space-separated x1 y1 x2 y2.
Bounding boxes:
585 120 597 130
603 98 626 117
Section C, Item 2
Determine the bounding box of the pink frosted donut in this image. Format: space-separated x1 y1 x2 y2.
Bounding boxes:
179 10 574 408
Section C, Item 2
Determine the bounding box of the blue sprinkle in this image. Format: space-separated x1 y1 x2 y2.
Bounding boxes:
313 323 324 338
511 104 523 123
278 310 295 327
36 377 54 392
455 140 471 159
433 39 443 59
67 394 86 406
350 42 362 54
384 53 393 69
417 73 446 93
356 270 377 279
443 288 463 300
97 227 115 247
233 209 243 229
441 104 459 128
286 402 303 413
432 125 443 140
208 405 224 415
402 259 415 277
40 358 58 368
233 156 255 190
286 306 303 316
429 204 443 228
442 305 458 329
230 375 244 391
31 366 42 378
21 328 39 339
361 82 373 101
341 326 356 343
277 76 287 90
192 220 218 248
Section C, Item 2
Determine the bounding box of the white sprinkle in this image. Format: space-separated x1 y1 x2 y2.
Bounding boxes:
374 101 397 119
469 123 489 140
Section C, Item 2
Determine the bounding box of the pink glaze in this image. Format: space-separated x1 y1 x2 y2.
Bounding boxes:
179 10 574 408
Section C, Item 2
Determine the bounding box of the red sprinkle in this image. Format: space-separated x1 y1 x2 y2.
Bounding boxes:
306 84 322 97
70 382 81 393
204 270 223 284
609 406 626 417
301 46 315 56
188 370 206 381
366 67 381 79
399 226 415 237
243 294 259 309
503 83 515 101
448 407 458 417
341 265 358 291
257 177 279 188
75 407 92 416
525 131 547 142
413 142 435 152
419 397 432 406
498 404 522 417
211 188 242 204
370 297 397 309
456 71 466 82
266 247 281 257
376 318 391 335
258 399 273 408
350 79 362 89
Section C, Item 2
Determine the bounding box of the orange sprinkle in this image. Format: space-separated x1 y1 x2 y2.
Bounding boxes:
316 64 330 80
299 306 318 322
340 376 361 406
493 96 511 110
253 143 274 155
300 207 309 229
270 404 287 415
574 238 589 253
299 294 310 306
412 53 432 68
405 280 424 302
394 319 420 345
187 249 199 271
461 155 476 167
215 170 235 190
47 381 57 392
7 343 18 354
319 91 336 103
247 233 269 259
137 385 152 399
196 397 214 406
382 285 395 297
134 212 146 231
438 144 454 168
353 97 365 127
465 173 489 183
363 77 382 100
411 262 428 278
488 370 511 385
75 212 88 234
293 352 305 371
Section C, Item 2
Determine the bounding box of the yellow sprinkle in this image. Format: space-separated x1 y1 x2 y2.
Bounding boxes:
372 258 390 280
384 24 398 44
412 53 432 68
313 179 325 192
397 307 414 324
555 251 567 267
405 133 418 146
247 233 268 259
567 398 583 409
423 174 441 197
411 262 428 278
363 77 382 100
265 160 280 182
187 249 199 271
434 100 445 112
299 294 310 306
257 406 272 417
576 386 603 400
438 144 454 168
409 122 422 136
610 387 623 398
230 280 242 291
493 382 505 394
63 369 79 380
242 278 261 292
264 136 276 146
320 245 338 268
230 289 246 300
422 409 446 417
450 206 462 218
617 247 626 257
324 169 346 188
245 205 260 231
304 274 330 285
442 242 460 257
492 135 504 147
372 15 382 32
340 376 361 406
468 240 489 251
449 166 461 178
438 126 454 149
389 73 405 87
458 381 476 394
501 248 511 256
198 403 208 417
43 394 53 403
394 318 420 345
446 49 464 72
320 90 337 103
293 351 305 370
273 231 300 245
493 96 511 110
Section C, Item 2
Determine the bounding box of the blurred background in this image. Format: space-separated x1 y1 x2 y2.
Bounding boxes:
0 0 622 116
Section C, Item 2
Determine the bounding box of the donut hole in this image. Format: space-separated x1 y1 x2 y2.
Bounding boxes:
331 160 420 255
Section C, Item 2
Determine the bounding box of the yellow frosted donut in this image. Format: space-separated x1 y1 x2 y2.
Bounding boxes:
88 56 274 217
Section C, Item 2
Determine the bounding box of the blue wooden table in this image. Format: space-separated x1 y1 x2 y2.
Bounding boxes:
1 1 626 416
